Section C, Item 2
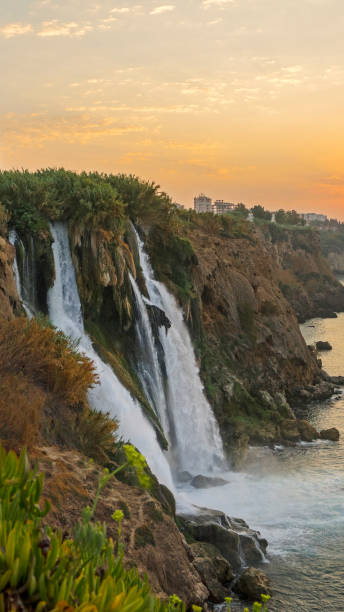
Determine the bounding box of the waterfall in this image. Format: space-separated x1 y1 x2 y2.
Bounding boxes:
129 273 170 436
47 222 174 491
133 228 225 475
8 230 34 318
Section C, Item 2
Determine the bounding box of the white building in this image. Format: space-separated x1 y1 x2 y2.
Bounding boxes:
213 200 235 215
302 213 328 225
194 194 212 213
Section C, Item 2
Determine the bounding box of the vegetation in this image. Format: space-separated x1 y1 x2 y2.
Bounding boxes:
320 227 344 255
0 169 174 239
0 316 121 466
274 208 304 226
0 444 185 612
251 205 271 221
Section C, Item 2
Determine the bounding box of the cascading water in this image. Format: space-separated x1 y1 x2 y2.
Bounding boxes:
8 230 34 318
47 222 174 491
132 228 225 475
129 273 170 436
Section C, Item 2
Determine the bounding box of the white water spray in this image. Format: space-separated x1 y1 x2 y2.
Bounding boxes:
47 222 174 490
8 230 34 318
133 229 225 475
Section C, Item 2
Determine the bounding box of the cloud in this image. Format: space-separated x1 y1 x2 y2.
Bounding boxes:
37 20 94 37
150 5 175 15
1 112 146 147
207 18 223 25
202 0 234 8
110 7 131 13
0 23 33 38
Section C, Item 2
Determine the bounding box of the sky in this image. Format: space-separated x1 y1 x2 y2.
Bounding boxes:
1 0 344 219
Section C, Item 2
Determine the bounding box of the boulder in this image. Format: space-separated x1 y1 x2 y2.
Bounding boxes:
178 471 193 483
330 376 344 386
190 542 235 603
191 475 229 489
320 427 340 441
235 567 270 601
179 509 267 571
316 341 332 351
296 419 319 442
280 419 300 442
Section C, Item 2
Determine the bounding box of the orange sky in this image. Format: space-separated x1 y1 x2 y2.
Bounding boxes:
1 0 344 219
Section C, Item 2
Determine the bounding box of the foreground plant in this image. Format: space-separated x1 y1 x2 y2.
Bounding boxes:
225 593 270 612
0 445 185 612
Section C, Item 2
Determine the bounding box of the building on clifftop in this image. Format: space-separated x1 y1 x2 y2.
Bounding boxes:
213 200 235 215
194 194 212 213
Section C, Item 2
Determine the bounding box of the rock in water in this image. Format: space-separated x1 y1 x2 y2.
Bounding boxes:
330 376 344 385
280 419 300 442
179 509 267 571
297 419 319 442
177 471 193 483
191 475 229 489
235 567 270 601
320 427 340 441
316 341 333 351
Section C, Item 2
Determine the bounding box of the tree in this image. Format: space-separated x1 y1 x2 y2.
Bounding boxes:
233 203 249 218
251 205 272 221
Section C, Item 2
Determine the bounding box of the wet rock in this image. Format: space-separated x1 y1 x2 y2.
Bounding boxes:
178 471 193 483
296 382 335 404
191 475 229 489
146 304 171 332
316 341 332 351
330 376 344 386
235 567 270 601
320 427 340 441
190 542 235 603
297 419 319 442
179 509 267 571
280 419 300 442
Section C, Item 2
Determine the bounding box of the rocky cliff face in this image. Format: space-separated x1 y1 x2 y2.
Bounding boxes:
39 446 209 606
261 225 344 321
327 252 344 274
0 237 22 319
145 218 337 457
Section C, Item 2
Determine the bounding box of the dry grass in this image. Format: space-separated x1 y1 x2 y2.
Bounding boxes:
0 316 98 404
0 373 45 450
0 317 108 454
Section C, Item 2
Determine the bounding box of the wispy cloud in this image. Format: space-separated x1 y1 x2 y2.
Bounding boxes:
150 5 175 15
0 23 33 38
1 112 146 147
37 20 94 38
202 0 234 8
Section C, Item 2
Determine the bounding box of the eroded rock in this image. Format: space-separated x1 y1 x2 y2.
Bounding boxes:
280 419 300 442
316 341 332 351
320 427 340 441
179 509 267 572
235 567 270 601
297 419 319 442
190 542 235 603
191 475 229 489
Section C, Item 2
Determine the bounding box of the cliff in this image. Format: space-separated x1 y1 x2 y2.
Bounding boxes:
319 228 344 275
145 215 338 455
260 223 344 321
1 169 341 607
